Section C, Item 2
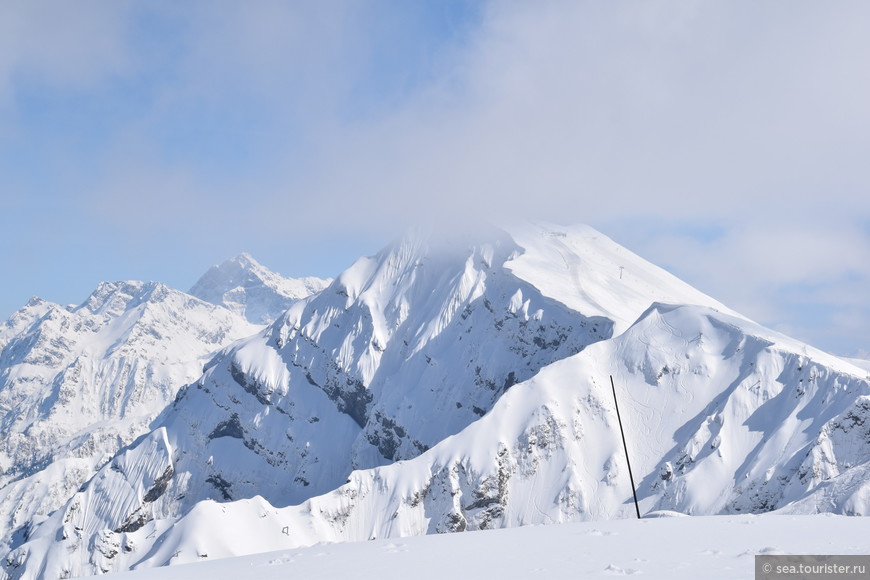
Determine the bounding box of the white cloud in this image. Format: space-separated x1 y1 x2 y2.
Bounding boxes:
220 1 866 236
3 1 869 354
0 1 132 97
618 217 870 354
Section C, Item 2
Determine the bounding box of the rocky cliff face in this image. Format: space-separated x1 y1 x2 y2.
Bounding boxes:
0 281 259 555
0 255 325 563
3 224 869 579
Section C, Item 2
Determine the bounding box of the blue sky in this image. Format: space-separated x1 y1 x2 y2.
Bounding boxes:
1 1 869 357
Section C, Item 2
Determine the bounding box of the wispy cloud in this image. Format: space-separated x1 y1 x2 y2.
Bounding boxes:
1 1 868 354
0 2 131 98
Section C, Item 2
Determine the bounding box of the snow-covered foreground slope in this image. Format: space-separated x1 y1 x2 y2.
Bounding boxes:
101 514 870 580
189 253 331 325
4 223 869 579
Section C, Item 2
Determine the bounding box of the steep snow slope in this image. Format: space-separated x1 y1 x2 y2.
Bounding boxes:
13 301 870 577
6 224 869 579
845 357 870 373
0 281 259 555
6 226 616 562
0 298 55 354
0 253 326 555
189 253 331 325
2 223 792 578
506 223 743 334
103 303 867 572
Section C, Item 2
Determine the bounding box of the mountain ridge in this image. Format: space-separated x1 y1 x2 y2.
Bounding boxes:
2 223 868 579
189 253 331 325
0 257 326 563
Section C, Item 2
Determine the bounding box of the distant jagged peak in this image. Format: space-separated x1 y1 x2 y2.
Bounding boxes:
228 251 258 268
0 296 59 350
213 252 287 282
196 252 290 292
7 295 57 317
13 295 57 318
190 253 331 325
24 295 49 308
74 280 175 319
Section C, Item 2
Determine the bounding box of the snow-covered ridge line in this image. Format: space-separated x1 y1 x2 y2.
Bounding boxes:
16 298 870 576
0 255 324 565
4 223 870 579
505 222 743 333
131 303 870 569
189 253 331 325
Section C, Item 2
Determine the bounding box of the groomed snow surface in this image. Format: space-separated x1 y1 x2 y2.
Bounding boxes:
102 514 870 580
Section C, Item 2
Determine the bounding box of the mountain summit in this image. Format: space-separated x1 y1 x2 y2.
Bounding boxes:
189 253 331 325
0 255 328 564
3 224 869 579
0 280 260 557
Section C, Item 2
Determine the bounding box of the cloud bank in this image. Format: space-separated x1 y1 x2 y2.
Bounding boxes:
1 1 868 355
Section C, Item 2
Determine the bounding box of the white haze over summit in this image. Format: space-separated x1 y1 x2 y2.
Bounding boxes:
0 1 868 355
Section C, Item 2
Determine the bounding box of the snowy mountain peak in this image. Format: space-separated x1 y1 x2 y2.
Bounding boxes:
504 222 742 334
23 296 45 308
75 280 172 319
4 222 870 579
1 297 55 337
0 278 261 558
228 251 258 267
190 254 331 324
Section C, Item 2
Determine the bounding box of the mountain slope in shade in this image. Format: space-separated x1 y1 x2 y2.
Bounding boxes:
4 223 869 579
0 253 329 564
105 303 867 572
10 224 620 550
21 300 868 577
0 280 261 555
189 253 331 325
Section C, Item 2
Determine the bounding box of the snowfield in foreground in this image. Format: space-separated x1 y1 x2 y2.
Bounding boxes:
101 514 870 580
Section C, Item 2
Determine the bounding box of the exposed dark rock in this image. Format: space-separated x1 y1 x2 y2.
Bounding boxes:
208 414 244 440
229 362 272 406
143 465 174 503
206 474 233 501
114 508 149 534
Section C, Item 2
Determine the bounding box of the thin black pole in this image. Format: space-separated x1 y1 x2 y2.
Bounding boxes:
610 375 641 519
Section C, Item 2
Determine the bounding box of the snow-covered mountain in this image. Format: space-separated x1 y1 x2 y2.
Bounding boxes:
3 224 869 579
0 283 258 554
846 352 870 373
0 256 326 564
189 253 331 325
